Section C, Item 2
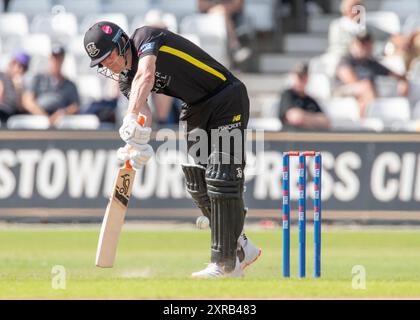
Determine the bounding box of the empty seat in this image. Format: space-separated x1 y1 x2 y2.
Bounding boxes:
306 73 331 100
244 0 276 32
21 34 52 56
402 14 420 34
248 117 282 131
0 13 29 36
55 114 100 130
81 13 129 34
56 0 101 18
366 97 411 122
105 0 149 18
411 100 420 119
151 0 197 20
68 35 86 57
30 12 78 38
77 75 103 107
180 14 228 65
380 0 420 21
321 97 360 121
366 11 401 36
7 115 50 129
308 53 340 78
180 14 226 38
9 0 51 16
61 54 77 80
180 33 201 46
375 76 400 97
259 96 281 118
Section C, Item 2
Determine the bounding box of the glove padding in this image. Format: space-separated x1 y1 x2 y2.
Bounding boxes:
119 113 151 148
117 143 154 169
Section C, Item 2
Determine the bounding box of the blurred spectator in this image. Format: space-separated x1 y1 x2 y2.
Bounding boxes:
327 0 365 58
279 63 330 130
335 33 409 117
0 52 30 122
3 0 11 12
144 9 181 125
385 31 420 73
22 44 80 125
198 0 251 63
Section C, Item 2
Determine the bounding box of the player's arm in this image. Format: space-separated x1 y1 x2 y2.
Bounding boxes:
126 55 156 128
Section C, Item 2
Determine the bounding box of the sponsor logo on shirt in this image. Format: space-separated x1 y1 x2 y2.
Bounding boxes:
232 114 241 122
137 42 155 56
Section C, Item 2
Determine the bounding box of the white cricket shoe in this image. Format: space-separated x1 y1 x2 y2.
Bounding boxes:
237 233 262 270
191 258 243 279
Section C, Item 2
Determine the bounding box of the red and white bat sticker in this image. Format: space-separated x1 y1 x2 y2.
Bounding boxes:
102 25 113 34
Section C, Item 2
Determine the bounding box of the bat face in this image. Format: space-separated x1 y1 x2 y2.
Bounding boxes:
95 166 136 268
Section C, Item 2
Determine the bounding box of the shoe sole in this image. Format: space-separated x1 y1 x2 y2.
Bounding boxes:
240 248 262 270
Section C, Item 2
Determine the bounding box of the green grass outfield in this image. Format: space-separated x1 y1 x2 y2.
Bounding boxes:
0 224 420 299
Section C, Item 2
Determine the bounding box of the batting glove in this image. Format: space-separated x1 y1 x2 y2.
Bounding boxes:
119 113 152 148
117 143 154 169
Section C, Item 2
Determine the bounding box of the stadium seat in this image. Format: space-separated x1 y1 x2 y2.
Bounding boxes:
308 53 340 78
375 76 399 97
68 35 86 57
321 97 360 121
366 97 411 123
409 80 420 106
130 15 145 34
105 0 149 18
180 14 226 38
141 10 178 33
402 14 420 34
411 100 420 119
259 96 281 118
77 75 103 107
244 0 276 32
80 13 129 35
27 55 49 74
179 33 201 46
30 12 78 38
0 13 29 36
56 0 102 19
62 54 77 80
7 115 50 129
366 11 401 36
306 73 331 100
380 0 420 21
408 57 420 80
55 114 101 130
360 118 385 132
21 34 52 56
248 118 282 131
180 14 228 65
9 0 51 17
151 0 197 20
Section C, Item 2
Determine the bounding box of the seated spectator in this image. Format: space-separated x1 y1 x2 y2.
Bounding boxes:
327 0 365 58
279 63 330 130
385 30 420 73
22 44 80 125
197 0 251 63
0 52 31 122
335 32 409 117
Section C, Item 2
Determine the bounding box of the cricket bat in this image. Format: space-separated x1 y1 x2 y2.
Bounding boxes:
95 115 146 268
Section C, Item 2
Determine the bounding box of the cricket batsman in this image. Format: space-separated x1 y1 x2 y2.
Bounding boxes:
83 21 261 278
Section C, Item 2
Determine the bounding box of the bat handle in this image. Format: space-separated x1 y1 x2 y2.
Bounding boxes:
124 115 147 169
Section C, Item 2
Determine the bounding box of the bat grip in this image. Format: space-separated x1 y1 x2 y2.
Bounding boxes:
124 115 146 169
